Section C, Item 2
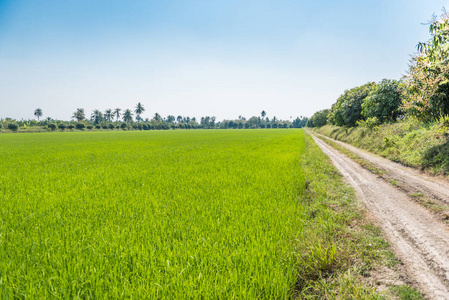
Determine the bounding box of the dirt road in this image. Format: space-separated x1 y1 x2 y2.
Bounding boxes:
309 132 449 299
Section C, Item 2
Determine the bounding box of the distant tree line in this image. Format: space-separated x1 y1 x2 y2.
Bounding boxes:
1 104 308 132
308 11 449 128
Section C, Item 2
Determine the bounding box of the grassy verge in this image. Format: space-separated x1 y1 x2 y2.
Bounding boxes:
297 133 422 299
313 120 449 175
313 132 449 225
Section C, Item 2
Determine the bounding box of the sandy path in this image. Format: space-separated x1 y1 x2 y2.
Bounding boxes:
309 133 449 299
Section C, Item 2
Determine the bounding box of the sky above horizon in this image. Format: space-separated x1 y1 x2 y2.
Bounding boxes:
0 0 447 121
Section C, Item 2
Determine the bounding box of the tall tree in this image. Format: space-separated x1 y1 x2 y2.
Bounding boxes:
177 115 183 123
261 110 266 118
104 109 113 122
91 109 103 124
123 109 133 123
166 115 175 123
72 108 85 122
34 108 43 121
153 113 161 122
114 108 121 122
134 102 145 122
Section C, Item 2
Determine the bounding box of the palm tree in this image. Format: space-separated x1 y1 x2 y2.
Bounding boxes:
104 109 113 122
261 110 266 118
72 108 85 122
114 108 121 122
123 109 133 123
134 102 145 122
177 115 183 123
153 113 161 122
91 109 103 124
34 108 43 121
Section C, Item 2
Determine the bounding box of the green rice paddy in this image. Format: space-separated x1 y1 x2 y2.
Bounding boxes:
0 130 307 298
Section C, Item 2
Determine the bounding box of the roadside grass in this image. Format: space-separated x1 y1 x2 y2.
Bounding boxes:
0 129 419 298
313 120 449 175
313 132 449 222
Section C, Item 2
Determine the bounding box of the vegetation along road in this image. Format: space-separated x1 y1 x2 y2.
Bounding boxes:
310 131 449 299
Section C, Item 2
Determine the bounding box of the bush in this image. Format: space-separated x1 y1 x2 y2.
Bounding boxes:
7 123 18 131
108 123 115 129
120 123 128 129
102 124 108 129
94 125 100 129
76 123 85 130
86 125 93 129
0 123 3 129
48 123 57 130
67 124 75 130
58 123 67 130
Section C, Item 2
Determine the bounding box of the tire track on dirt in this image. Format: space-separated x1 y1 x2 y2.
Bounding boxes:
310 133 449 299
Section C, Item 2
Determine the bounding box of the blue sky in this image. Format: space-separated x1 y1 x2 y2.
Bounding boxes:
0 0 447 121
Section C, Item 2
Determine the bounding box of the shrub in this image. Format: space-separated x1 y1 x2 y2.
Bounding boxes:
48 123 57 130
94 125 100 129
58 123 67 130
76 123 85 130
108 123 115 129
102 124 108 129
67 124 75 130
0 122 3 129
7 123 18 131
120 123 128 129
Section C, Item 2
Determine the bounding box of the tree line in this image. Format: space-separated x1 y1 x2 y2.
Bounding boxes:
308 11 449 128
1 104 309 131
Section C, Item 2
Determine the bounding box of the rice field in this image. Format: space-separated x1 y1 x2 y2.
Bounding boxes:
0 129 309 298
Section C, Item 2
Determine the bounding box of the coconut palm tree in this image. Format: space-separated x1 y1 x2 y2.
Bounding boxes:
261 110 266 118
123 109 133 123
72 108 85 122
134 102 145 122
114 108 121 122
34 108 43 121
91 109 103 124
104 109 113 122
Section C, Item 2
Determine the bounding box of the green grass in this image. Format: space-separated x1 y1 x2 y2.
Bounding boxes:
313 120 449 175
0 129 410 298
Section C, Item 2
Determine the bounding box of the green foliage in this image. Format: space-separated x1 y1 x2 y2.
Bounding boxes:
75 123 85 130
48 123 57 130
7 123 18 131
120 122 128 129
403 12 449 120
307 109 329 127
72 108 85 122
314 120 449 174
328 82 376 127
356 117 380 130
67 124 75 130
362 79 403 123
58 123 66 130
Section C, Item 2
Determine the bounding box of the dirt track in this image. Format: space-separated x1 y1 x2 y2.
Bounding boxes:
309 132 449 299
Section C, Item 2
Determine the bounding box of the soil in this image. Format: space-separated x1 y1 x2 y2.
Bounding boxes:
310 132 449 299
